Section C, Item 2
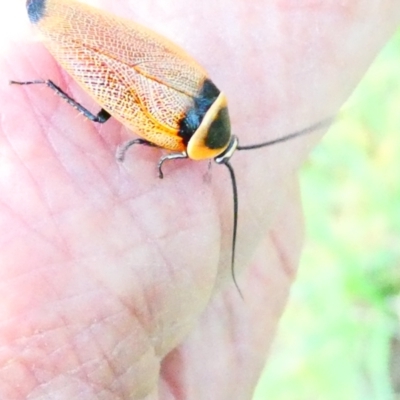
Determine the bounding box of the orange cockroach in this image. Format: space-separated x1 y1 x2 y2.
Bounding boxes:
11 0 330 296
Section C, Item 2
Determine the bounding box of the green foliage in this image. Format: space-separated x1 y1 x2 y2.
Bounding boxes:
253 30 400 400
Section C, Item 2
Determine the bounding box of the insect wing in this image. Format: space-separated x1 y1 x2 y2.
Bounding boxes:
33 0 209 150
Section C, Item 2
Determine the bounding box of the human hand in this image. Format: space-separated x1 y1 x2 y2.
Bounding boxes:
1 0 399 398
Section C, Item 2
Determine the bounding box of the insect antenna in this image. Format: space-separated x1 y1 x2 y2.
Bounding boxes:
237 117 334 151
218 117 334 298
222 160 244 299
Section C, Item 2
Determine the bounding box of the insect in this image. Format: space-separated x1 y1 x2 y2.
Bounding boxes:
11 0 330 296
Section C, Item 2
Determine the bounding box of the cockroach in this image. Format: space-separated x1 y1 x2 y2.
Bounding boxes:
11 0 331 296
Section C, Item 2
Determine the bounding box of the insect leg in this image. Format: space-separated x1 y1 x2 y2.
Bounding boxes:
118 140 187 179
157 152 188 179
10 79 111 123
117 139 161 162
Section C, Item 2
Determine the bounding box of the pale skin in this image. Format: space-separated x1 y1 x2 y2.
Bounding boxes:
0 0 399 399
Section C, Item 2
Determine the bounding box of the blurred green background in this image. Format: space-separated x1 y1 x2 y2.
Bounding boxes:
253 30 400 400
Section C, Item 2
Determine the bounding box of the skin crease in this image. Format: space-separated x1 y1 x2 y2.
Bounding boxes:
0 0 399 398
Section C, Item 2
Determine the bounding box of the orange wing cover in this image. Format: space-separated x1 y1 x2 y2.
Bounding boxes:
31 0 210 152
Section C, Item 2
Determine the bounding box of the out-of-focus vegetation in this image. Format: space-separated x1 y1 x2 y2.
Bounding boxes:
253 30 400 400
